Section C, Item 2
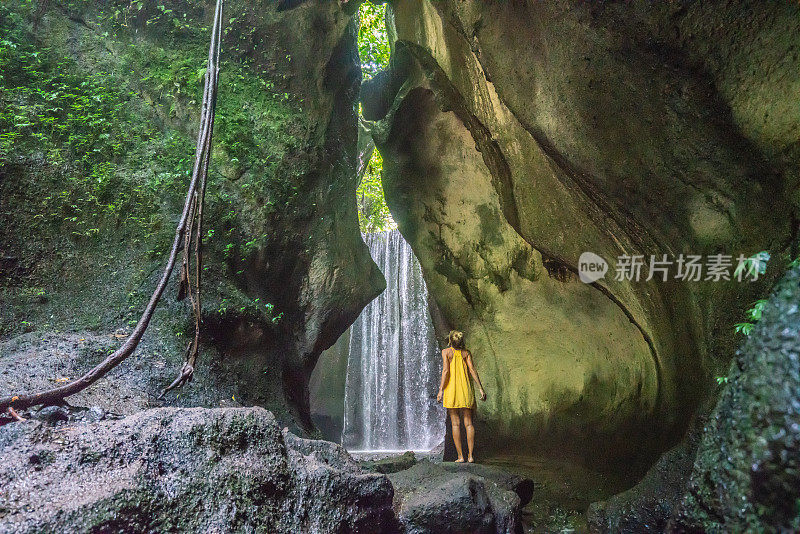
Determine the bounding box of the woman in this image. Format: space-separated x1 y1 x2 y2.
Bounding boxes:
436 330 487 463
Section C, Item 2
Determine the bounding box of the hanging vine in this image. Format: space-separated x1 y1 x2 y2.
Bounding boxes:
0 0 225 415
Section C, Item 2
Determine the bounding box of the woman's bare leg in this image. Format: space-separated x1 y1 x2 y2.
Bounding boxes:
462 408 475 462
448 408 465 462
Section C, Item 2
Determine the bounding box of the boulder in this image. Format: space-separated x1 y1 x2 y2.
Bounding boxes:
435 463 536 508
360 451 418 474
0 407 397 533
388 461 528 533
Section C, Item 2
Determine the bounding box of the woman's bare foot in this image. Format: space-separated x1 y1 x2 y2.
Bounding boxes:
467 457 474 463
455 458 465 463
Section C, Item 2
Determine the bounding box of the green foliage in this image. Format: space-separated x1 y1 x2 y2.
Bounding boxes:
355 3 392 232
734 299 767 337
356 149 395 233
734 322 754 336
358 2 390 80
0 5 161 239
0 0 304 241
732 251 772 337
734 251 770 280
0 0 315 335
215 297 283 324
746 299 768 322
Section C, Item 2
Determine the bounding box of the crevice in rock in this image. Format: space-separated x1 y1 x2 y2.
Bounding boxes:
277 0 307 12
401 41 520 233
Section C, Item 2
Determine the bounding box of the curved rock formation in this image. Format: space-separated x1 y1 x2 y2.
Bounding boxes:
364 0 798 464
588 264 800 532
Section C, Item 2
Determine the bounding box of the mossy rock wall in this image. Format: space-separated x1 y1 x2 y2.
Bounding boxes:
0 0 382 429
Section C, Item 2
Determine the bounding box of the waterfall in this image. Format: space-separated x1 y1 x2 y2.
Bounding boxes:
342 230 444 451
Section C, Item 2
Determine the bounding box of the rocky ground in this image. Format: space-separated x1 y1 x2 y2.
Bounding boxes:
0 407 396 533
0 328 581 534
0 404 541 534
0 329 294 429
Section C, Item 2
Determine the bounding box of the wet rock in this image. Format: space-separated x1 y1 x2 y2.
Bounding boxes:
388 461 524 533
86 405 106 422
374 0 797 467
588 267 800 532
0 407 396 534
668 266 800 532
587 404 710 533
361 451 418 474
435 463 536 508
428 439 446 462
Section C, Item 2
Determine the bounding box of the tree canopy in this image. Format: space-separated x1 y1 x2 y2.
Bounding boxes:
355 1 394 233
357 1 390 81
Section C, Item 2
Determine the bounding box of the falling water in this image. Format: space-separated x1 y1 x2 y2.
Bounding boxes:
342 230 444 451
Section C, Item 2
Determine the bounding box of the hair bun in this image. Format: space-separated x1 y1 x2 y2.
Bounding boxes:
448 330 465 349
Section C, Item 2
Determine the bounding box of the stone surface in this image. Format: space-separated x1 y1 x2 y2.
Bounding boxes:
587 265 800 532
309 327 351 441
388 461 528 534
434 463 536 509
365 0 798 465
0 332 258 420
0 407 397 534
586 403 710 533
360 450 418 474
669 265 800 532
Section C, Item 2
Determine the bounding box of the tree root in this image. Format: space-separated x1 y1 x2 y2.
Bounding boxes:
0 0 225 415
7 407 26 422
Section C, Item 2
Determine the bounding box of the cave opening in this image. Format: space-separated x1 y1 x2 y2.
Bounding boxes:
355 0 395 234
308 2 445 454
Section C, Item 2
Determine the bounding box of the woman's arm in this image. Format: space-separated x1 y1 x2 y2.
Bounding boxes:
465 351 487 400
436 349 450 402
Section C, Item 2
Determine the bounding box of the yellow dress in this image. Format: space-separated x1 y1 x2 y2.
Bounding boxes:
442 349 475 409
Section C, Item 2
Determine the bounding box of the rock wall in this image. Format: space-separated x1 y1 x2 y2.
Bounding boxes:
588 265 800 532
669 265 800 532
365 0 799 464
0 0 382 429
309 327 350 441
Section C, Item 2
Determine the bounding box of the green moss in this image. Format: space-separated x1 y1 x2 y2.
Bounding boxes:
0 0 309 336
79 450 104 465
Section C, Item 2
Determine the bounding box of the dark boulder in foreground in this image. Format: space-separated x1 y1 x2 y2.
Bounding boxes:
388 461 528 534
589 265 800 533
0 407 396 533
